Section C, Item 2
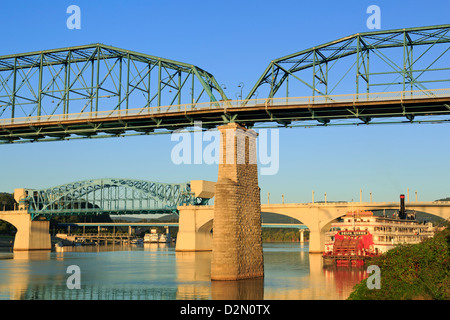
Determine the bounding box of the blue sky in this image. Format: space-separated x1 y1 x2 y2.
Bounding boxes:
0 0 449 204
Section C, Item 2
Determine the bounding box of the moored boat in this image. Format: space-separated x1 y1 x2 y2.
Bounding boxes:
130 238 143 244
323 195 434 266
144 228 161 243
158 233 169 243
143 228 171 243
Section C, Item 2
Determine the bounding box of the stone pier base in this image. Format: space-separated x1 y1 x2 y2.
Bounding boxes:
211 123 264 281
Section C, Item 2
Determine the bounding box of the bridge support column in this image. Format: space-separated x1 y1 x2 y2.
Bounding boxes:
211 123 264 281
176 205 213 252
0 211 51 251
308 228 326 254
299 229 305 244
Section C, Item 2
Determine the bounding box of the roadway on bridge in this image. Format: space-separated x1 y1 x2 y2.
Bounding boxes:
1 89 449 142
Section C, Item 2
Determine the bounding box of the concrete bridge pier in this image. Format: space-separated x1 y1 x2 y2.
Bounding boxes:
175 205 213 252
308 229 327 254
303 218 334 254
0 210 51 251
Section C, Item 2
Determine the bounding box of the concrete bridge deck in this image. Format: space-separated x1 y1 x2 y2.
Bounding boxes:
1 200 448 252
175 200 450 253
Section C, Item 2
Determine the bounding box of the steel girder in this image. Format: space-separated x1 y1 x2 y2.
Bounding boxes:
0 43 227 123
1 26 450 143
246 24 450 101
24 178 208 219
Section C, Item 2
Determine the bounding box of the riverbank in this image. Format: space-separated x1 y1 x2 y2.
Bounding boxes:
348 225 450 300
0 235 81 249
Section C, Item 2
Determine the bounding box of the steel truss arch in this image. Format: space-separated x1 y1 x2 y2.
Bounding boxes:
0 43 227 122
24 178 207 219
1 26 450 142
246 24 450 101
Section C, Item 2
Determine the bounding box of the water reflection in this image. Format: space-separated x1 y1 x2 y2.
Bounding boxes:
262 244 368 300
12 285 178 300
175 251 211 299
211 278 264 300
0 243 368 300
323 266 368 299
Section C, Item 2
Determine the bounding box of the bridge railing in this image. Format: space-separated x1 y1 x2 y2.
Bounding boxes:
69 233 132 237
267 88 450 106
262 200 450 206
1 88 449 127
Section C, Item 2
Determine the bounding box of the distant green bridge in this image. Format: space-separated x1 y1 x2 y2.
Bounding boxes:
20 178 210 220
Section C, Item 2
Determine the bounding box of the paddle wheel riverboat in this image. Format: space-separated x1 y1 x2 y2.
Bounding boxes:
323 195 434 267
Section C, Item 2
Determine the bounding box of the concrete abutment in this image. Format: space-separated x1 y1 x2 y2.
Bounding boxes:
0 210 51 251
175 206 213 252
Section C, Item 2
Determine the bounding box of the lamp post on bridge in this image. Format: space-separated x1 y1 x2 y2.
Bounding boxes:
221 84 227 100
252 90 259 102
237 82 244 100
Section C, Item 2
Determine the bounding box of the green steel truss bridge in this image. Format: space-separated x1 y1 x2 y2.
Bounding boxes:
23 178 209 220
0 24 449 143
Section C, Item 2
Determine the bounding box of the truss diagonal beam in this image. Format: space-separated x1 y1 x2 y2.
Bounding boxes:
0 43 227 122
246 24 450 101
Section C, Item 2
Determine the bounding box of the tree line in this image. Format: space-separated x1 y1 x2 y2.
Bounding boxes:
262 228 308 242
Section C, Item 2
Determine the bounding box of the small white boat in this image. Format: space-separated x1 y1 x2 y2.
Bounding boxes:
144 233 159 243
158 234 169 243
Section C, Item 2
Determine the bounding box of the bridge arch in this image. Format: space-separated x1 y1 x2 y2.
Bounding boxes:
0 215 19 234
175 201 450 253
395 206 450 221
262 202 450 253
261 207 341 253
0 211 51 251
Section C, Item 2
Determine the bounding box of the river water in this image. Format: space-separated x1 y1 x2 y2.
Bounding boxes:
0 242 368 300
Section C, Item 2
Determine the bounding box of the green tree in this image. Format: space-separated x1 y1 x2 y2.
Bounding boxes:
0 193 17 235
50 214 113 234
348 225 450 300
0 193 15 211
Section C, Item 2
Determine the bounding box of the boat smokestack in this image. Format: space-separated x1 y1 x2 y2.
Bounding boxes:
399 194 406 219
